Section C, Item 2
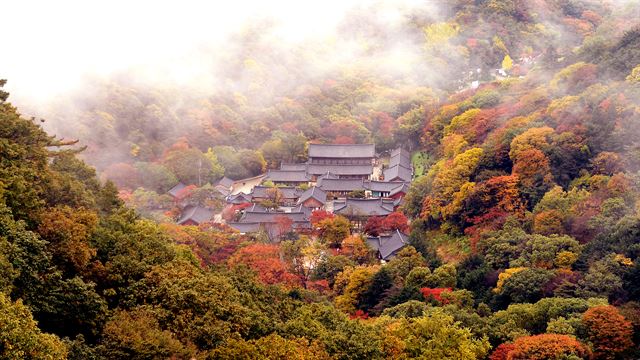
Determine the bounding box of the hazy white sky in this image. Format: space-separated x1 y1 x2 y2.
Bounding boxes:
2 0 424 103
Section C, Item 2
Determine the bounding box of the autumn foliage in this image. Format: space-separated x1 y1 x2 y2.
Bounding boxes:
489 343 516 360
420 287 453 303
363 216 385 236
382 212 409 233
221 203 251 222
310 210 334 225
349 310 370 320
363 212 409 236
228 244 301 287
37 206 98 273
3 2 640 358
161 223 239 265
582 305 634 359
505 334 591 360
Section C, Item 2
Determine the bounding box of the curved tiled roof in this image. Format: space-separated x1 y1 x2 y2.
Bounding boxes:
333 198 395 216
265 170 310 183
228 221 311 238
251 186 301 199
227 192 252 204
241 211 308 223
367 230 408 260
217 177 234 188
280 163 308 171
168 182 188 197
227 222 262 233
384 164 413 182
177 206 214 225
308 144 375 158
306 164 373 176
389 152 412 169
317 178 366 192
389 183 410 197
297 186 327 205
365 181 409 192
390 147 411 160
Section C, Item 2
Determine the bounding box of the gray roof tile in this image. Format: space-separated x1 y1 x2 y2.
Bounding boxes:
367 230 408 260
241 211 308 223
306 164 373 176
389 183 410 197
292 204 314 218
217 177 234 188
388 147 413 174
384 164 413 182
227 222 262 233
390 147 411 159
251 186 301 199
280 163 308 171
247 203 268 212
308 144 375 158
365 181 409 192
389 153 412 169
318 172 340 181
168 182 188 197
265 170 310 183
177 206 214 225
317 178 366 192
333 198 395 216
227 192 252 203
297 186 327 205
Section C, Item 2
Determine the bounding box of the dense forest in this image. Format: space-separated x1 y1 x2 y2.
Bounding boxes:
2 0 640 359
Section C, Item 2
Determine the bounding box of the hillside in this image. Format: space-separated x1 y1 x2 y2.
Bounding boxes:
2 0 640 359
33 0 639 181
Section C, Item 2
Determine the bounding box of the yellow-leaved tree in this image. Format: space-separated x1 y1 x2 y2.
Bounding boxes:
502 54 513 71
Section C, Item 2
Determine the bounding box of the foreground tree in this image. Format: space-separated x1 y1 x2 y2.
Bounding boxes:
0 95 57 223
389 309 490 359
382 212 410 233
37 206 98 274
317 216 351 248
503 334 591 360
209 333 330 360
582 305 634 360
363 216 385 236
341 235 374 264
228 243 301 287
100 307 196 360
334 265 379 314
0 292 67 360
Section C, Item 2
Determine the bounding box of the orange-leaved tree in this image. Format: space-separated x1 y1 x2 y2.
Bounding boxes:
228 243 301 287
341 235 373 264
489 343 515 360
363 216 385 236
310 210 334 226
382 212 409 233
582 305 634 360
37 205 98 274
505 334 591 360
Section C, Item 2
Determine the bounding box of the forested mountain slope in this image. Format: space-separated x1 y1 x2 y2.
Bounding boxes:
1 0 640 359
31 0 640 184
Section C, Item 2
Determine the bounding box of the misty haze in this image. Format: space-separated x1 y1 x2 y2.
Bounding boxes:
1 0 640 359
